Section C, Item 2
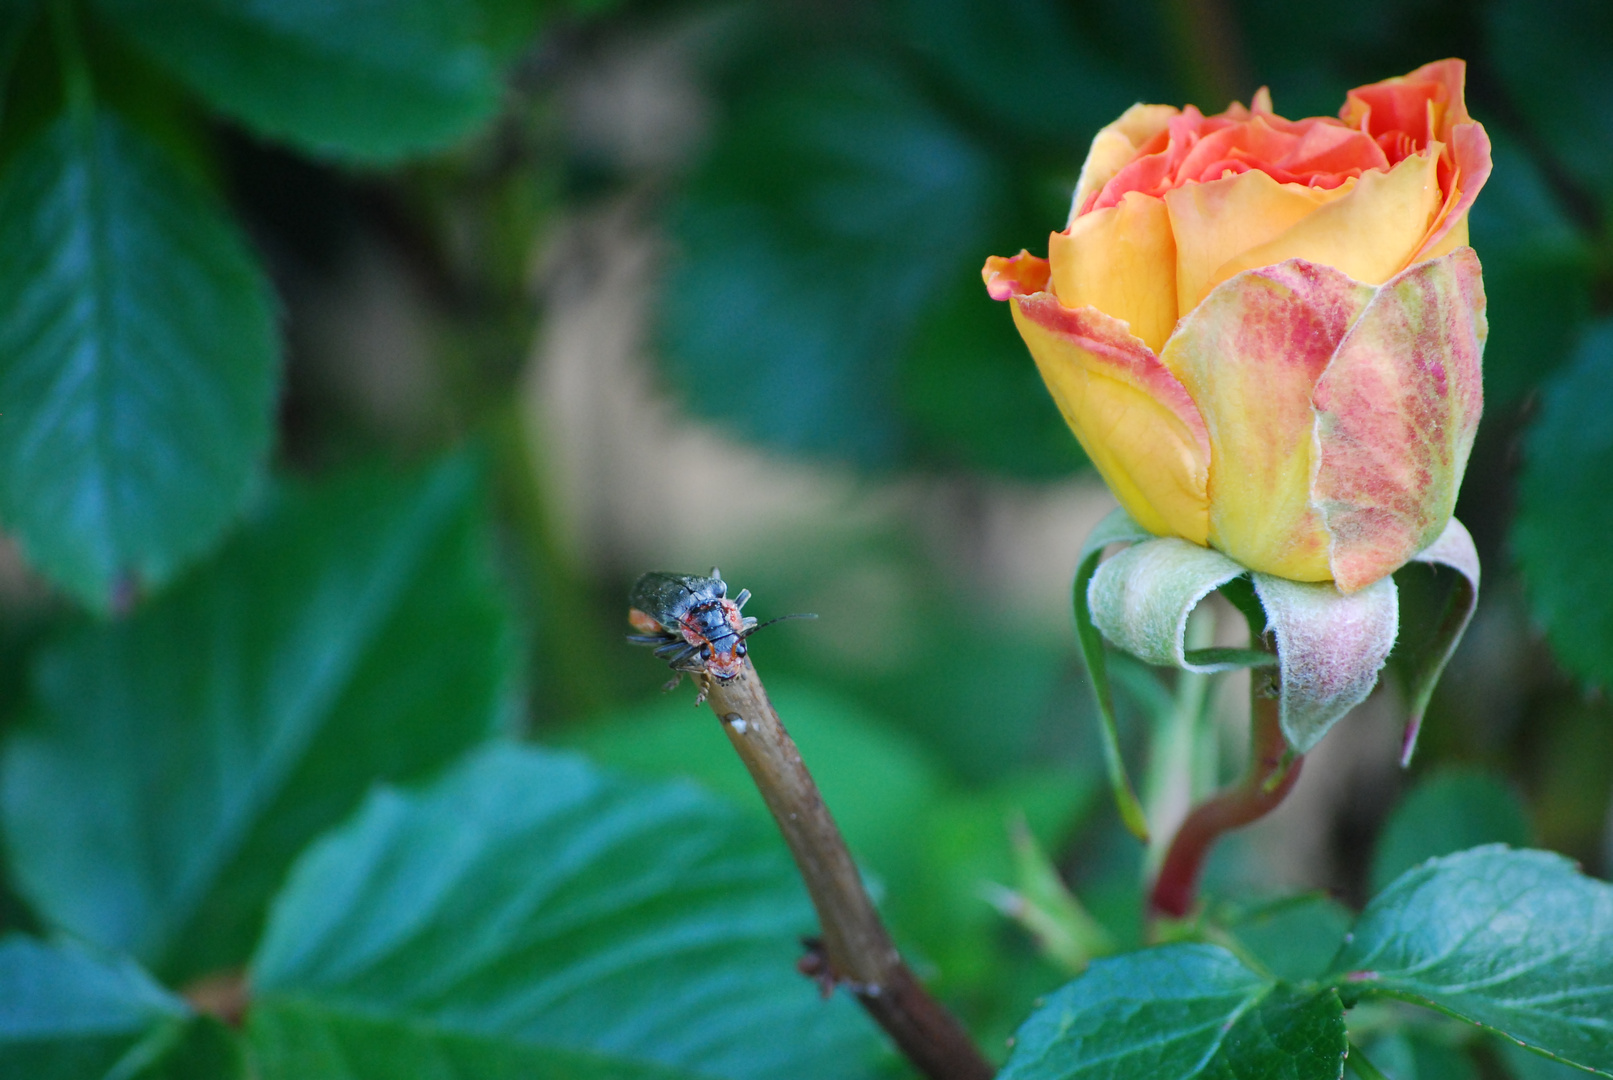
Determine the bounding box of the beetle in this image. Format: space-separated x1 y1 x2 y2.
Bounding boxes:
627 567 810 695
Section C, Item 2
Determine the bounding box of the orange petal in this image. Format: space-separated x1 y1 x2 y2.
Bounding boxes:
1215 148 1442 288
983 250 1051 300
1312 249 1486 592
1070 104 1178 220
1343 58 1472 142
1050 191 1179 355
1163 169 1356 322
1162 259 1378 581
1009 293 1209 542
1414 121 1491 264
1341 59 1491 267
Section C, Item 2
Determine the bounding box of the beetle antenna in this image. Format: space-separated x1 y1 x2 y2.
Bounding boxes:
739 612 818 640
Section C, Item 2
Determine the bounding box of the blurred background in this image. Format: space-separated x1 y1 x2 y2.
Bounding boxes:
1 0 1611 1063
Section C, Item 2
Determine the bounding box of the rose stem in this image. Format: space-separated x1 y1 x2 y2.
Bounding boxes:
1148 635 1303 919
701 660 995 1080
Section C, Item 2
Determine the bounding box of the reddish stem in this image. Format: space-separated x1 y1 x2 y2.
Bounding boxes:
1149 650 1303 919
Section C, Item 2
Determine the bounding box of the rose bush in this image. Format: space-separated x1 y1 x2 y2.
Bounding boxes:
983 60 1489 591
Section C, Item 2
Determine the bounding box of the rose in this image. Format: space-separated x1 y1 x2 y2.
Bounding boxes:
983 60 1489 591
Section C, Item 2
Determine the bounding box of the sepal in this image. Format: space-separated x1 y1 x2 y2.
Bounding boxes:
1073 509 1153 841
1396 517 1481 764
1251 572 1399 752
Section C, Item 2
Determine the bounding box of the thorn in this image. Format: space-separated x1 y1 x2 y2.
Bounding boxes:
797 937 837 999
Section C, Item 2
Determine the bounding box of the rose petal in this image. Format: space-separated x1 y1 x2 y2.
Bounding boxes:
1050 190 1179 354
1343 58 1473 145
983 250 1051 301
1214 149 1443 290
1070 104 1178 223
1416 211 1469 261
1312 248 1486 592
1414 121 1491 264
1007 292 1210 543
1163 260 1378 581
1253 572 1400 753
1163 170 1357 321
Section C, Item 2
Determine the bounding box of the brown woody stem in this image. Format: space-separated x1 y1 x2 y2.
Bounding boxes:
701 662 994 1080
1149 637 1303 919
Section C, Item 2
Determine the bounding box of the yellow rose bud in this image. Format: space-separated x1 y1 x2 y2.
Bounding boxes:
985 60 1489 592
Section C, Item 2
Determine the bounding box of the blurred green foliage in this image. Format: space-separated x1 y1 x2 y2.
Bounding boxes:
0 0 1611 1077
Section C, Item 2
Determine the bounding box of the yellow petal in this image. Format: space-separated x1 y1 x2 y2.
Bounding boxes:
1416 210 1468 261
1162 260 1378 582
1164 170 1356 321
1010 292 1209 543
1216 149 1442 288
1050 191 1179 355
1070 104 1178 220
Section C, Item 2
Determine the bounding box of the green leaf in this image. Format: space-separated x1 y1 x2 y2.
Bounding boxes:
1465 133 1593 408
1362 1032 1478 1080
661 57 1000 466
1485 0 1613 214
1498 1037 1601 1080
249 744 884 1080
1072 509 1153 841
133 1017 246 1080
896 268 1087 478
997 943 1346 1079
896 0 1145 143
0 934 186 1079
1370 769 1532 896
250 1002 705 1080
0 110 277 608
1 456 521 982
92 0 506 164
0 0 40 114
1514 322 1613 689
1330 847 1613 1075
1221 894 1354 984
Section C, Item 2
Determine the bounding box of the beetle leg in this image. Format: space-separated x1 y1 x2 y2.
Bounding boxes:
733 589 751 610
653 638 692 657
626 633 672 646
664 645 705 670
661 672 684 693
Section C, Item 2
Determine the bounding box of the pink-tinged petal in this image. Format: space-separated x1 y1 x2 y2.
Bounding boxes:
1413 120 1491 264
1009 292 1210 543
1312 248 1486 592
1069 104 1179 222
982 250 1050 301
1162 259 1377 582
